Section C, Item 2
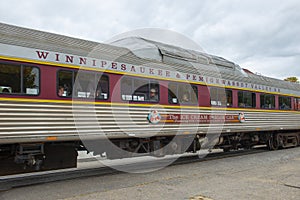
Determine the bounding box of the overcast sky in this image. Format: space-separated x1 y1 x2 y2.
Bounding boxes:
1 0 300 80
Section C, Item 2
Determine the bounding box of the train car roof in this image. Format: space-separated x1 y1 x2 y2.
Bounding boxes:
0 22 299 93
111 37 300 92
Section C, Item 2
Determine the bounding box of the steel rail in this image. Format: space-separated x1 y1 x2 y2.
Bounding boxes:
0 147 268 191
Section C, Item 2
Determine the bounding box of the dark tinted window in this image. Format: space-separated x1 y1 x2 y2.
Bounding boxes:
279 96 291 110
121 76 159 102
260 94 275 109
0 63 39 95
238 91 256 108
210 87 232 107
58 70 109 99
168 82 198 104
294 98 300 111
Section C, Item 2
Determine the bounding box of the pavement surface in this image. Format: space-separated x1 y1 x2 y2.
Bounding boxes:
0 147 300 200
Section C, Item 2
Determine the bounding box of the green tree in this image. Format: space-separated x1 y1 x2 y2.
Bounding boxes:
284 76 299 83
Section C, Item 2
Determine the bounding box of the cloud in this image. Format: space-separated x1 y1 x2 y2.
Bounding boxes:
190 0 300 79
0 0 299 79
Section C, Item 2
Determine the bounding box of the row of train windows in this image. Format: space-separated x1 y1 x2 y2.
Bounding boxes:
211 89 292 110
0 63 298 111
58 70 294 110
120 76 198 104
58 70 199 104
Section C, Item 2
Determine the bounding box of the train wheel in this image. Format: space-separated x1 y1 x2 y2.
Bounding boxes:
293 136 299 147
267 134 279 150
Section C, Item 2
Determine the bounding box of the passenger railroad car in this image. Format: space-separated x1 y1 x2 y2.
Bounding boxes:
0 23 300 175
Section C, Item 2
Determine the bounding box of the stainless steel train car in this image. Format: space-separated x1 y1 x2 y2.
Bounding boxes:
0 23 300 175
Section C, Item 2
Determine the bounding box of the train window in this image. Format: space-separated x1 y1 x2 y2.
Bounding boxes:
209 87 232 107
238 91 256 108
226 90 233 106
74 72 96 98
58 70 73 97
294 98 300 111
260 94 275 109
279 96 291 110
0 63 40 95
96 75 109 100
57 70 109 99
23 66 40 95
121 76 159 102
168 82 198 104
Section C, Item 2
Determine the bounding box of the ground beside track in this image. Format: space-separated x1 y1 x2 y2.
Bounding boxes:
1 147 300 200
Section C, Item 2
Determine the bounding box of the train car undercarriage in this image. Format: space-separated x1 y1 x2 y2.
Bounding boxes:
0 131 299 175
0 142 78 176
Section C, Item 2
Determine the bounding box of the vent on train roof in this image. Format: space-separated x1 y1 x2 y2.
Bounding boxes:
110 37 250 77
110 37 210 64
110 37 162 62
157 44 209 64
209 56 235 69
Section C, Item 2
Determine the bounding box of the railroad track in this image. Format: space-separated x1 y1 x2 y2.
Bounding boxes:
0 147 268 191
